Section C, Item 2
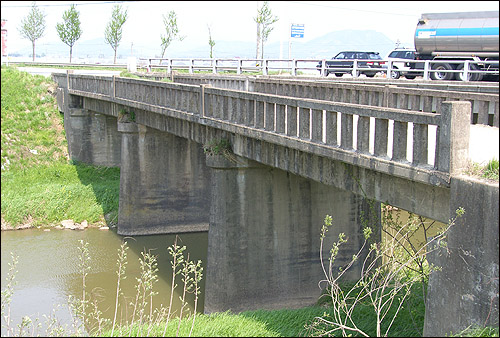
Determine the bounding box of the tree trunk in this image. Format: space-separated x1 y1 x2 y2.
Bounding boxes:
32 41 35 62
69 46 73 63
114 49 117 64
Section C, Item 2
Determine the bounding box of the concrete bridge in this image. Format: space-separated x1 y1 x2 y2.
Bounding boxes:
53 72 498 336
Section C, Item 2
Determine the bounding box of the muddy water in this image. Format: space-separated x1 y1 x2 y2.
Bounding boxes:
0 227 208 335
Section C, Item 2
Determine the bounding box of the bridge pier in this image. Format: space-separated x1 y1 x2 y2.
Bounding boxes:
117 122 211 235
60 93 121 167
204 153 380 313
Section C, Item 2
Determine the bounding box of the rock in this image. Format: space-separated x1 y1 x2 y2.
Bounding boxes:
81 220 88 228
61 219 76 230
99 226 110 230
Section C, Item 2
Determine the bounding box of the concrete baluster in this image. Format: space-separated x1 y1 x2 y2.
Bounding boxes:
436 101 471 174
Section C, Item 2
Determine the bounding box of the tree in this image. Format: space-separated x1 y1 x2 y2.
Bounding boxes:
56 4 82 63
254 1 278 59
160 10 185 59
104 5 128 64
207 24 215 58
18 1 46 62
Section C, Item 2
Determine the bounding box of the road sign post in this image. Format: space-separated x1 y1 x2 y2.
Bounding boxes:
289 24 304 66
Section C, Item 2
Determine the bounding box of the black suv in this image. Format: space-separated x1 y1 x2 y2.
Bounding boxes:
317 51 386 77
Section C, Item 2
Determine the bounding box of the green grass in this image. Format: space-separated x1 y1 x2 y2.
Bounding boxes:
1 66 120 228
465 158 499 181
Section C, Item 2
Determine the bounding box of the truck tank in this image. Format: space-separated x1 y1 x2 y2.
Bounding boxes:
414 11 499 56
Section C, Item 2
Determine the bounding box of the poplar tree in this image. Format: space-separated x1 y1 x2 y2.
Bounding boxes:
18 1 46 62
56 4 82 63
207 24 215 58
160 10 185 58
254 1 279 59
104 4 128 64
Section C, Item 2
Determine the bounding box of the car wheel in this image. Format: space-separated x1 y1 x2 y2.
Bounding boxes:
366 73 376 78
335 73 343 77
430 63 454 81
404 74 416 79
390 69 401 79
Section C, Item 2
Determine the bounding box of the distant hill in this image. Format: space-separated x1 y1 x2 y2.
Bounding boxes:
11 30 405 62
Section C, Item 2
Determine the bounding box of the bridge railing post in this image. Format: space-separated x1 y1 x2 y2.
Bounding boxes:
200 84 211 117
436 101 471 174
321 59 326 77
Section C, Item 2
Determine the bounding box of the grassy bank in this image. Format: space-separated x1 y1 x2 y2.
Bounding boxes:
1 66 120 229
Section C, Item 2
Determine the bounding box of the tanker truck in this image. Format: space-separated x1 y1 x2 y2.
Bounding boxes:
411 11 499 81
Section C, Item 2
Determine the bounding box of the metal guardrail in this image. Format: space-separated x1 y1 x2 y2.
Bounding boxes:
140 57 499 82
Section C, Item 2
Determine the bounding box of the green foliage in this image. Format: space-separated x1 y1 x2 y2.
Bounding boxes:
203 138 232 156
160 10 185 58
449 325 500 337
465 158 499 181
55 4 83 62
17 1 46 61
104 4 128 64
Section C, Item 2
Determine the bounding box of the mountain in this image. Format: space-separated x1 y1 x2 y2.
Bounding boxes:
11 30 403 62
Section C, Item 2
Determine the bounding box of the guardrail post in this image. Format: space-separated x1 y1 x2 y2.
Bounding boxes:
263 59 268 76
352 59 358 77
189 59 193 74
166 59 171 74
387 60 393 79
423 61 430 80
237 59 242 75
436 101 471 174
321 59 326 77
292 59 297 76
212 59 217 74
463 60 470 82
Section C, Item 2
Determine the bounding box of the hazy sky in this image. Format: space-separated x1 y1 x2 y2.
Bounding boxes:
2 1 499 56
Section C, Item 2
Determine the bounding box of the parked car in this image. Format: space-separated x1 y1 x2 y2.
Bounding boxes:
317 51 386 77
385 48 420 79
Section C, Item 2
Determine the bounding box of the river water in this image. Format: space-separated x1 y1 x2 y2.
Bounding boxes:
0 227 208 335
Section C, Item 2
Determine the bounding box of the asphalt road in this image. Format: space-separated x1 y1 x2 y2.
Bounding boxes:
17 67 122 77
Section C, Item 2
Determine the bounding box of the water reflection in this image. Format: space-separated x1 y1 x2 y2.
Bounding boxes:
1 228 208 335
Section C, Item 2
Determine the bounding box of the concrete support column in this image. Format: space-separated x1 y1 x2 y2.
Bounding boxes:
204 153 379 313
117 122 211 235
424 176 499 336
63 107 121 167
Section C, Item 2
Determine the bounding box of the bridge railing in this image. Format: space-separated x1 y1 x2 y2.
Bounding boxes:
170 74 498 127
202 86 444 171
58 73 471 184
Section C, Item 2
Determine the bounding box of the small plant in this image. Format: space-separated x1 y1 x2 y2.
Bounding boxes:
465 158 499 181
118 108 136 122
306 207 464 337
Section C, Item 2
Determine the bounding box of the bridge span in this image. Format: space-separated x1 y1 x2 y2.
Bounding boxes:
52 73 498 336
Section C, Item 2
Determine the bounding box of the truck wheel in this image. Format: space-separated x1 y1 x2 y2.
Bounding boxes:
430 63 454 81
335 73 343 77
404 74 416 79
455 64 483 81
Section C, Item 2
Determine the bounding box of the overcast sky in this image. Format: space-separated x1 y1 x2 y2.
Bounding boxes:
2 1 499 56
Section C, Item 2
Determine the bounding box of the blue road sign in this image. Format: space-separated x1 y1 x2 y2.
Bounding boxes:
291 24 304 38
